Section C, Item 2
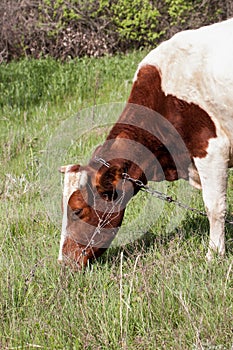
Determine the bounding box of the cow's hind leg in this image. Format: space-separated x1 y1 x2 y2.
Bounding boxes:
193 138 229 261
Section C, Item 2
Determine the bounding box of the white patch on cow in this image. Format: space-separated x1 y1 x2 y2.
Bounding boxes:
58 192 68 262
76 171 88 190
62 169 88 199
58 167 88 261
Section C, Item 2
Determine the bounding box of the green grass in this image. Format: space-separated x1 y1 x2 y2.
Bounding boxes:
0 53 233 350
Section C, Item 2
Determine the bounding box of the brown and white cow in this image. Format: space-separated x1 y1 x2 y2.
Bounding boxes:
59 19 233 269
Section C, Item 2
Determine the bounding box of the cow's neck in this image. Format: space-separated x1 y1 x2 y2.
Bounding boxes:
103 108 186 182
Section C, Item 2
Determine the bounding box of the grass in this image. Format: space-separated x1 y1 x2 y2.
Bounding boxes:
0 52 233 349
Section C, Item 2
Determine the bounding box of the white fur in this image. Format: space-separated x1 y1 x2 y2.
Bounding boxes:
58 191 68 262
62 168 88 198
135 19 233 259
76 171 88 190
193 133 230 259
58 168 88 261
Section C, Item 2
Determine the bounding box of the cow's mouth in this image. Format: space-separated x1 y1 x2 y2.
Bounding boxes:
61 236 107 270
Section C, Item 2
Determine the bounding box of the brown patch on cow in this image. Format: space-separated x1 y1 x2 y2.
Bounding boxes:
95 165 122 196
68 187 89 211
128 64 217 159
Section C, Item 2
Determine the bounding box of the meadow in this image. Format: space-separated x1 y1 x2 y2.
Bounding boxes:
0 52 232 349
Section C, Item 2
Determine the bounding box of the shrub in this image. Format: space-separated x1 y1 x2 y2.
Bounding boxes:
108 0 163 47
0 0 230 62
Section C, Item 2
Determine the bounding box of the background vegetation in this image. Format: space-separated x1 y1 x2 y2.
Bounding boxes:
1 0 233 62
0 1 233 349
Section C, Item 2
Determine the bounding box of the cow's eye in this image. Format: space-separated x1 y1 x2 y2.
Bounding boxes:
72 208 83 220
102 193 109 201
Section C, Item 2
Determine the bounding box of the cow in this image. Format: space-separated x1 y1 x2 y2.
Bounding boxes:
58 19 233 269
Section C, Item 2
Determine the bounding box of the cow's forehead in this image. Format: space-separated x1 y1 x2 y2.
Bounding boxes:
62 168 88 201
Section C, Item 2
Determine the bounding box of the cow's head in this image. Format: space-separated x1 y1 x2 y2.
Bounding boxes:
58 161 136 270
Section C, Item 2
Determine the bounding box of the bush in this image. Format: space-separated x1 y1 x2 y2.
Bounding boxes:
109 0 163 46
0 0 231 62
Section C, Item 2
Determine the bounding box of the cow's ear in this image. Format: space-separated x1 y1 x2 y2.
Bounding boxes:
96 165 123 200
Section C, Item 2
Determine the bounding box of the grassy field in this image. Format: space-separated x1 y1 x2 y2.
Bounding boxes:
0 52 232 350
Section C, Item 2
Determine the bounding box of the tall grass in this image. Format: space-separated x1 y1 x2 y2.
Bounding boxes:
0 53 232 349
0 53 144 111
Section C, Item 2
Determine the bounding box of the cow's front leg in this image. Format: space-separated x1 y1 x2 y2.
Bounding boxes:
193 138 229 261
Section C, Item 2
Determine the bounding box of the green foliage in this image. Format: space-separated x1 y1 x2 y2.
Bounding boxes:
39 0 81 34
109 0 163 44
165 0 194 25
164 0 224 28
69 0 164 46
